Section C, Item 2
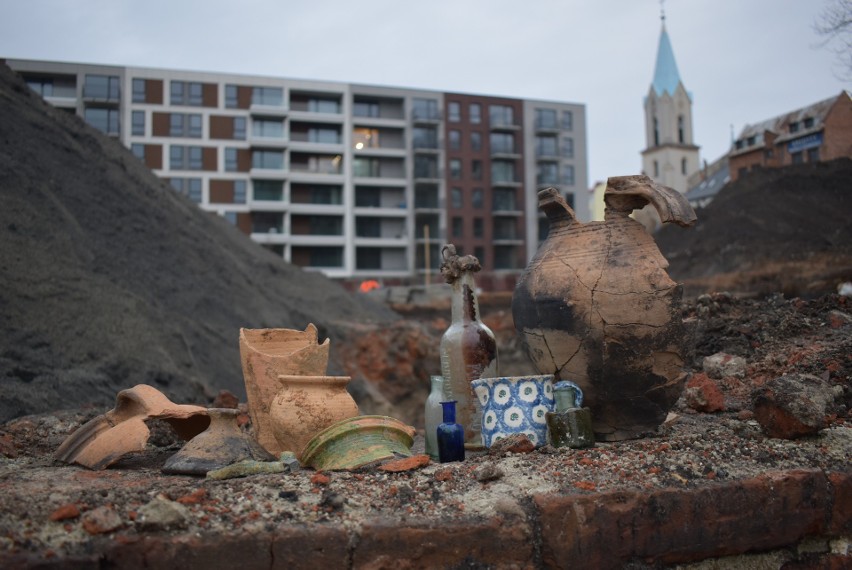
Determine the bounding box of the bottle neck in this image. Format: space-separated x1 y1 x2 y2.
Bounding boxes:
450 271 480 324
440 400 457 423
554 388 578 412
430 375 444 393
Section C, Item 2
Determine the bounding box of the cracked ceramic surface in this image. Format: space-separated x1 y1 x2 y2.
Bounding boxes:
512 176 696 441
55 384 209 470
239 324 330 454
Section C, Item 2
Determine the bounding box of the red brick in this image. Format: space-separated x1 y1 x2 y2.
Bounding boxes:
534 469 830 567
352 517 533 569
48 503 80 521
271 525 350 568
828 471 852 534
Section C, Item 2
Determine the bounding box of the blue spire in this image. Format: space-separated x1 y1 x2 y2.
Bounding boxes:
651 24 683 96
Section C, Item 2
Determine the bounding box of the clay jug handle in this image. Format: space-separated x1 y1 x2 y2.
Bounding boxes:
538 187 577 228
604 175 697 227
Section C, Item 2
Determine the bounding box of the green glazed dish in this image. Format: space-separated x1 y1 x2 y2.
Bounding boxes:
300 415 416 471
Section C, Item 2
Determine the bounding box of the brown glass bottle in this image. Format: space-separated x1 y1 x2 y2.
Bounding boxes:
439 245 498 447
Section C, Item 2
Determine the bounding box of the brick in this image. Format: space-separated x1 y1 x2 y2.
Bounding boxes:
534 469 830 567
828 471 852 535
352 517 533 569
271 525 350 568
104 533 273 570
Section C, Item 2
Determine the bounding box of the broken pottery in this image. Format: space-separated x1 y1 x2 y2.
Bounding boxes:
55 384 209 470
512 176 696 441
439 244 498 449
239 324 330 454
471 375 555 449
162 408 274 475
300 415 416 471
269 375 359 458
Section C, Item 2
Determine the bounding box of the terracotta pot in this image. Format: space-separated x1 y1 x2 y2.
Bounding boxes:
512 176 696 441
300 415 416 471
239 324 330 454
268 375 359 458
162 408 274 475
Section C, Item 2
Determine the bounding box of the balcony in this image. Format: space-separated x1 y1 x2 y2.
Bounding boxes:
414 184 441 210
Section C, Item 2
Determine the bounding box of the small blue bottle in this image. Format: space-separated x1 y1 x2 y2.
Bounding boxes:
437 400 465 463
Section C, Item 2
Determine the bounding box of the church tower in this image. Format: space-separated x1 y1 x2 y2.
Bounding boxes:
641 10 700 194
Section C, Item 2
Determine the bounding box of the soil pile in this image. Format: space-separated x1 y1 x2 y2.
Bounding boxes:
0 63 395 422
656 158 852 297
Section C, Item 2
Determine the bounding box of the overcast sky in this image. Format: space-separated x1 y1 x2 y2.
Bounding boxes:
2 0 849 187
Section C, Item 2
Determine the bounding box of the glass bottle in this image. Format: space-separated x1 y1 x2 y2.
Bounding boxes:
437 400 465 463
424 375 445 460
439 245 498 448
546 381 594 449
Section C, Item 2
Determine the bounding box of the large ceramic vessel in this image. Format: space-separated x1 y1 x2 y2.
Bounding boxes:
269 375 359 458
239 324 330 454
512 176 696 441
471 375 555 448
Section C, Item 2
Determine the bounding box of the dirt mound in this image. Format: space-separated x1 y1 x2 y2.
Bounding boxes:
0 63 395 422
656 158 852 297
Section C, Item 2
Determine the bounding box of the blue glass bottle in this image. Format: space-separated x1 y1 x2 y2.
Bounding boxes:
437 400 465 463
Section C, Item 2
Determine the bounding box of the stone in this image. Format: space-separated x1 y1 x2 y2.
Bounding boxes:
473 463 504 483
684 372 726 413
48 503 80 522
752 374 834 439
378 454 430 473
81 506 124 535
703 352 747 380
205 458 288 480
137 497 190 531
827 310 852 329
488 433 535 455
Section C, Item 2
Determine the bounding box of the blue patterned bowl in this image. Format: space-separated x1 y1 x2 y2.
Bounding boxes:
471 375 555 448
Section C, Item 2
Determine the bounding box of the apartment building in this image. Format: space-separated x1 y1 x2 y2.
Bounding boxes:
6 58 588 287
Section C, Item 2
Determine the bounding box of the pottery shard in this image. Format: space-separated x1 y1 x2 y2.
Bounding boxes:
684 373 726 413
81 506 123 535
752 373 834 439
702 352 747 380
378 454 430 473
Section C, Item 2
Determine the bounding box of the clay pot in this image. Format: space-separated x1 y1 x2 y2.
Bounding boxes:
268 375 359 458
512 176 696 441
239 324 330 454
162 408 274 475
300 415 416 471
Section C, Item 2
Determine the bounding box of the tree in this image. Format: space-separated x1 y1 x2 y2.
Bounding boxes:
814 0 852 80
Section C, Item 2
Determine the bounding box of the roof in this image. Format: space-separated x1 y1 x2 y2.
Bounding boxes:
735 91 848 144
652 25 683 97
686 156 730 202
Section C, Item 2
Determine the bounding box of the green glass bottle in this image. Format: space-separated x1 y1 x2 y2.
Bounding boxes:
546 381 594 449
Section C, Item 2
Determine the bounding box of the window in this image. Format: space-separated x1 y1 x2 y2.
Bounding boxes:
84 74 119 100
789 122 799 134
471 160 482 181
537 162 558 185
169 113 203 138
681 158 687 175
84 108 120 135
490 133 515 154
449 129 461 151
225 84 238 108
474 247 485 263
234 180 247 204
654 118 659 146
472 188 483 209
807 147 820 162
448 101 461 122
412 98 439 120
222 212 238 225
413 127 438 149
224 148 238 172
354 100 380 118
308 98 340 114
27 78 53 97
253 180 284 201
653 160 659 177
170 145 203 170
414 156 439 178
449 159 462 179
471 132 482 151
170 177 202 203
130 143 145 160
451 187 463 209
253 118 284 138
491 160 516 183
308 127 340 144
252 150 285 170
473 218 484 237
490 105 514 127
535 108 557 129
170 81 203 106
562 137 574 158
746 136 756 146
132 78 146 103
562 110 573 130
252 86 283 106
493 188 516 211
233 117 246 140
678 115 685 143
535 135 557 157
131 111 145 136
803 117 814 129
470 103 481 124
563 164 575 186
452 216 463 238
